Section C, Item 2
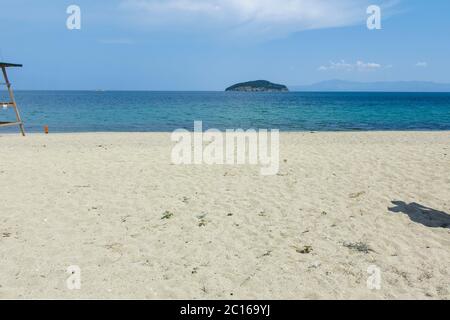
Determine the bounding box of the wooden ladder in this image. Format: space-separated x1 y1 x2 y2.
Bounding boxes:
0 66 25 136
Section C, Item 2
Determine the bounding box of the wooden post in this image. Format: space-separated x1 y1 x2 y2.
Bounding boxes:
1 66 25 136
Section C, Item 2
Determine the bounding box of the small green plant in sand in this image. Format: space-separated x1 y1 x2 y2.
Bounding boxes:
161 211 174 220
197 213 207 227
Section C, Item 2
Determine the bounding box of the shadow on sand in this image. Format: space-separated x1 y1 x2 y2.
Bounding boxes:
389 201 450 229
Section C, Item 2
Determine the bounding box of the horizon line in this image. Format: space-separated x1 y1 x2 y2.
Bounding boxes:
8 89 450 93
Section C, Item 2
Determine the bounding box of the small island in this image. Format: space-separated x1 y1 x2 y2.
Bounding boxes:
226 80 289 92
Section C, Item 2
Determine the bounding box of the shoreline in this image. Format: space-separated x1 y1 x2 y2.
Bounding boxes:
2 130 450 135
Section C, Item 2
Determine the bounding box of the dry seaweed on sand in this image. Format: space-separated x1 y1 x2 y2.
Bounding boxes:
295 245 313 254
343 241 374 254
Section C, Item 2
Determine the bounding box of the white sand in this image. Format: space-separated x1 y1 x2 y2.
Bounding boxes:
0 132 449 299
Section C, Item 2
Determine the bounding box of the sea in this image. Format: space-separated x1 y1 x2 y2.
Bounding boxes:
1 91 450 133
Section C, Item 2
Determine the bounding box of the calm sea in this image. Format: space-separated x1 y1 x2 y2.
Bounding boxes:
1 91 450 132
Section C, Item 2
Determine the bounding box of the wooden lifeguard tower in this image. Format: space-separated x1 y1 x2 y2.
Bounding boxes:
0 62 25 136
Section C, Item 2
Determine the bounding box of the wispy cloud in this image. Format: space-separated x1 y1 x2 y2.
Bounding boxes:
415 62 428 68
318 60 383 72
119 0 397 38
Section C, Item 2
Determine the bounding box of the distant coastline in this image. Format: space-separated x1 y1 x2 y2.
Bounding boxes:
10 79 450 93
290 80 450 92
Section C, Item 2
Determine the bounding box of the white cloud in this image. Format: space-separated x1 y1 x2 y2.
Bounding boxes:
119 0 396 38
415 62 428 67
318 60 382 72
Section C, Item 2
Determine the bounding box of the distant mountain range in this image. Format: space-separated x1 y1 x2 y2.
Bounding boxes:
290 80 450 92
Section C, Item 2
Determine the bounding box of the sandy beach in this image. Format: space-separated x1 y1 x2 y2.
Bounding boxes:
0 131 449 299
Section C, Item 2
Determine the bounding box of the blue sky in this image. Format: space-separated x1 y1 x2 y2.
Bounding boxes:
1 0 449 90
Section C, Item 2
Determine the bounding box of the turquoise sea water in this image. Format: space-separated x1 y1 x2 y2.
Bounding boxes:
1 91 450 132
